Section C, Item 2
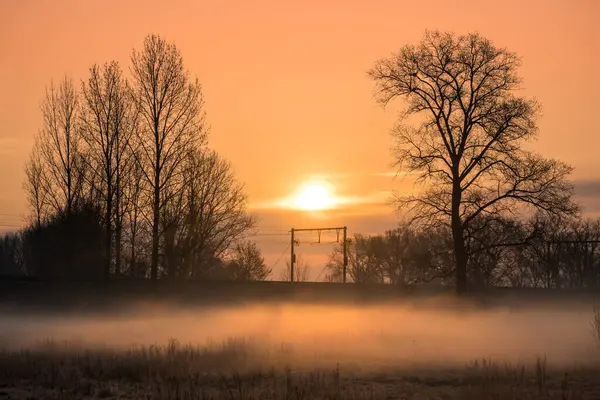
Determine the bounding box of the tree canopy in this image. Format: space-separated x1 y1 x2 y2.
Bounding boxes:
369 30 576 293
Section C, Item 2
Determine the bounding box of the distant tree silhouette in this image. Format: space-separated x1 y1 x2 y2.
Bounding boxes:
224 241 271 281
130 34 209 280
379 225 454 285
281 255 310 282
512 214 600 290
369 30 576 293
177 150 255 278
325 225 453 285
326 234 384 283
23 142 48 228
556 219 600 289
0 233 23 276
20 201 104 281
465 215 535 287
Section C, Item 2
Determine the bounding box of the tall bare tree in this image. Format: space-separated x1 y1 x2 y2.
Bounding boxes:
25 76 93 276
23 140 49 227
37 77 85 216
80 61 136 278
179 149 256 278
130 34 208 280
112 71 138 277
369 30 576 293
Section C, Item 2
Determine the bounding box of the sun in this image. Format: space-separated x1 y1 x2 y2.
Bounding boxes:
294 184 335 211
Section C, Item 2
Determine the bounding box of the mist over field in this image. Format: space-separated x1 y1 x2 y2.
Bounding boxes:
2 296 598 369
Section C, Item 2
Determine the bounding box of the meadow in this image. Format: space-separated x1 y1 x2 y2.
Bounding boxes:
2 285 600 400
1 337 600 400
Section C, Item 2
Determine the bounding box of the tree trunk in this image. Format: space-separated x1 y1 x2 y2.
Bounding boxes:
115 218 121 277
130 228 137 278
151 170 160 280
115 154 122 277
452 181 468 294
105 189 112 281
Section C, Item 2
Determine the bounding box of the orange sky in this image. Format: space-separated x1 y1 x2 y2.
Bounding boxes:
1 0 599 277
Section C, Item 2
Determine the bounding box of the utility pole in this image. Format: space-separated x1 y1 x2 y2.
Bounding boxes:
289 226 348 283
290 228 295 282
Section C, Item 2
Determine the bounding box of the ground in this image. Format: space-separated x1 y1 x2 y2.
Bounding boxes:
1 339 600 400
2 283 600 399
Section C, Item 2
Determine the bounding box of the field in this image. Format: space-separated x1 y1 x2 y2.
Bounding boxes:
2 280 600 399
1 337 600 399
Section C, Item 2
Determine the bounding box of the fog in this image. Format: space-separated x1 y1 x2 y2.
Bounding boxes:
1 297 599 369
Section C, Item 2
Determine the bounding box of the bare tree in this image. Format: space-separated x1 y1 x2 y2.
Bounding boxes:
112 71 138 277
465 216 530 287
369 30 576 293
326 234 384 283
122 154 147 277
130 34 208 280
37 76 85 216
161 179 185 278
281 255 310 282
23 140 49 227
80 61 136 278
325 226 453 285
179 149 256 278
225 241 271 281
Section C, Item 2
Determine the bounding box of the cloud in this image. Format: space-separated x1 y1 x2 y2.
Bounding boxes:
371 171 418 178
571 179 600 214
574 179 600 198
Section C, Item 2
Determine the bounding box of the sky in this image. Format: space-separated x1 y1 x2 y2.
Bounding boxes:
0 0 599 277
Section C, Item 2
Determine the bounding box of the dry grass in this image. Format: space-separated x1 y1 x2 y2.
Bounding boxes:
0 338 599 400
1 304 600 399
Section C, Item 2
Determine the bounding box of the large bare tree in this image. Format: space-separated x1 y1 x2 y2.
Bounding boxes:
80 61 136 278
130 34 208 280
369 31 576 293
25 76 88 275
178 149 256 278
37 77 86 217
23 140 49 228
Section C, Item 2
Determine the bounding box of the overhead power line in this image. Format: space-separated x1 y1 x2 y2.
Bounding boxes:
270 243 290 272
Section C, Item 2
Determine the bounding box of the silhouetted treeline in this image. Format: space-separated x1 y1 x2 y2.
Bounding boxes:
324 214 600 290
1 30 595 292
0 34 270 282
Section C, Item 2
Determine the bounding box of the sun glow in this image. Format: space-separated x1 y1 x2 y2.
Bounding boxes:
294 183 335 211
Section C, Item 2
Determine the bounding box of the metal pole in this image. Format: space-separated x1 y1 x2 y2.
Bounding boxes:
290 228 295 282
343 226 347 283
